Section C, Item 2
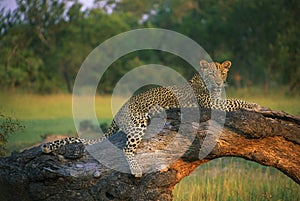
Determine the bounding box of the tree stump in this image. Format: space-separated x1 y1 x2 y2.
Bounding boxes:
0 108 299 201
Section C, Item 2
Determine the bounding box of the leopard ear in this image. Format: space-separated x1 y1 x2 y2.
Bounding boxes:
222 60 232 69
200 60 210 69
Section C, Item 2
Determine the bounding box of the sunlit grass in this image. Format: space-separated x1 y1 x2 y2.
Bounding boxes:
173 158 300 201
6 118 76 152
226 87 300 115
0 93 114 119
0 93 116 153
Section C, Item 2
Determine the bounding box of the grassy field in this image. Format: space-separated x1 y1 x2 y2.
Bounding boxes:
0 87 299 200
173 157 299 201
226 87 300 115
0 94 115 152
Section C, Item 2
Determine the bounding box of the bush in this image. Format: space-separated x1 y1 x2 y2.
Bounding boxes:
0 114 24 156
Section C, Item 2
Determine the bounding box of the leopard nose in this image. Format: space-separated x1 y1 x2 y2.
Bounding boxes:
216 79 222 86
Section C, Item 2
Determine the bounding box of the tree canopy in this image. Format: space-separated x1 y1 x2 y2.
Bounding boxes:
0 0 298 94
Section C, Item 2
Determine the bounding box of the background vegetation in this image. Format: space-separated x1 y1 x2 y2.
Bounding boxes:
0 0 299 200
0 0 299 94
0 113 24 156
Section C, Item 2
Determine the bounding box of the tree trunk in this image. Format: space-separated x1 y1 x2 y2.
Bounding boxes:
0 108 299 201
61 63 72 93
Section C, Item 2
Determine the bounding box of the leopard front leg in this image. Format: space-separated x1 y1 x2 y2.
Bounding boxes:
123 118 148 178
210 98 262 112
123 150 143 178
225 99 262 112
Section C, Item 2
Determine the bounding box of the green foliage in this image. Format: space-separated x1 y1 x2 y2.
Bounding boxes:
0 0 134 93
0 0 298 94
113 0 299 93
0 114 24 156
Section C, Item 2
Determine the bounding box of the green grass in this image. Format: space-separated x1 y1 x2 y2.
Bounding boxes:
173 158 299 201
6 118 75 151
0 93 114 119
0 88 299 200
0 93 114 153
226 87 300 115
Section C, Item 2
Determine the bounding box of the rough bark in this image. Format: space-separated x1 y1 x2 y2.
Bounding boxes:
0 108 299 201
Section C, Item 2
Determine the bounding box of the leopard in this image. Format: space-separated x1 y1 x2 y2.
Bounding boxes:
41 60 260 177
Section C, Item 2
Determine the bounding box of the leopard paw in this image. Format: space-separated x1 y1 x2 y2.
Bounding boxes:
131 166 143 178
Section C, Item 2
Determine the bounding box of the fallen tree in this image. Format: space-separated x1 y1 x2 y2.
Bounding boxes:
0 108 299 201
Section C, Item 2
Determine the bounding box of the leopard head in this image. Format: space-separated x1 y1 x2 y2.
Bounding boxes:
214 60 231 83
189 60 231 99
